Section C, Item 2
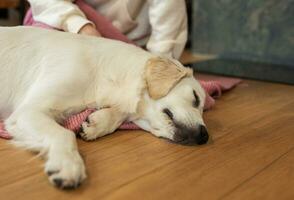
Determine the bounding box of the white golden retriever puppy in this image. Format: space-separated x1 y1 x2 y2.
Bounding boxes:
0 27 208 189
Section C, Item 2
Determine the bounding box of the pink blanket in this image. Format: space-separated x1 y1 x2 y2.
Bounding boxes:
0 0 241 139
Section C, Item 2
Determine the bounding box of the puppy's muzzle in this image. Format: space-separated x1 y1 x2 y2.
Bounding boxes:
173 124 209 145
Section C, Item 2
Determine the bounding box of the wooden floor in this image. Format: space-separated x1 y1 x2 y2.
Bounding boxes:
0 77 293 200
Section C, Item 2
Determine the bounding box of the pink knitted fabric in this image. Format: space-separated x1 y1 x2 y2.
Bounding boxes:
0 123 11 139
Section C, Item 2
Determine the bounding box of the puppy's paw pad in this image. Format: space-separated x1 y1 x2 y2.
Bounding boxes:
85 116 90 124
51 177 81 190
79 131 97 141
53 178 63 188
79 122 100 141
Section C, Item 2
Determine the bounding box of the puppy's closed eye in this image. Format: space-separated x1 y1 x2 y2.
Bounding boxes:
193 90 200 108
163 108 173 120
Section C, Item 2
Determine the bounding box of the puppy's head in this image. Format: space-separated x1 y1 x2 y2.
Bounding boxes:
134 57 208 145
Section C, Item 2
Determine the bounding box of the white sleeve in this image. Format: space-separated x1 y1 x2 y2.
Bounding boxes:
28 0 94 33
146 0 188 59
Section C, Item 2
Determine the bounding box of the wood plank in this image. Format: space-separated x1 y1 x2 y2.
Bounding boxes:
222 148 294 200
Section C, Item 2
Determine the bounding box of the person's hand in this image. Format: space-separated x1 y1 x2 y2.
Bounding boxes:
78 23 101 37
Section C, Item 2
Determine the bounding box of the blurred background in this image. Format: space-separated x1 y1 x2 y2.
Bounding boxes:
1 0 293 84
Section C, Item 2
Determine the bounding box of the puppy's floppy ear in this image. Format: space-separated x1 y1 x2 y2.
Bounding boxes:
145 57 193 100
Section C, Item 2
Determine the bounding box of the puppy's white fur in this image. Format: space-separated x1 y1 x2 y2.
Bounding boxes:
0 27 205 188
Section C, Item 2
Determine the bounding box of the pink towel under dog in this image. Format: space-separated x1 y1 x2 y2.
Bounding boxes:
0 0 241 139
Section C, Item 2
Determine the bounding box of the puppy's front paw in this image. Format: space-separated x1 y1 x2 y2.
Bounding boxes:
45 150 86 189
79 121 101 141
79 110 112 141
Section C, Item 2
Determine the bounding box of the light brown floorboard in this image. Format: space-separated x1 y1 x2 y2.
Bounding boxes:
222 148 294 200
0 78 293 200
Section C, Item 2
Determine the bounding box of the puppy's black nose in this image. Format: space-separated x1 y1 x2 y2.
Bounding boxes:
195 125 209 145
173 124 209 145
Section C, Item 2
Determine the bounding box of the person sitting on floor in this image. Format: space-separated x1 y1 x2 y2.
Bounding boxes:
27 0 188 59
